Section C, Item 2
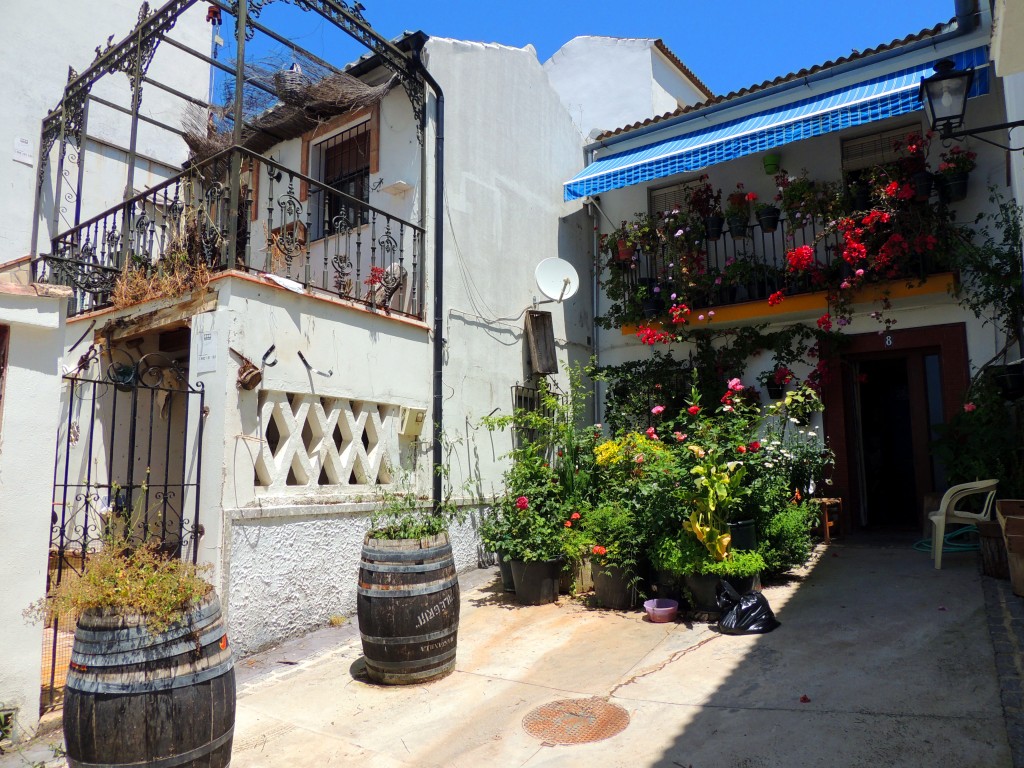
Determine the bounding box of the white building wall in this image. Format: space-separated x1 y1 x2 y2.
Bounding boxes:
221 38 592 654
0 285 70 739
0 1 209 264
543 37 706 138
423 38 591 496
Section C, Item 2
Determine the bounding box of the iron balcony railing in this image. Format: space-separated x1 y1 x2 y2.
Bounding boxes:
35 146 424 319
614 215 947 321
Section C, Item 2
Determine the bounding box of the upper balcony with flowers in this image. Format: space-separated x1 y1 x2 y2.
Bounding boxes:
595 127 985 335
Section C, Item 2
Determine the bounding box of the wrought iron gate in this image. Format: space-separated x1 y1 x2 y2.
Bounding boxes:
41 348 205 711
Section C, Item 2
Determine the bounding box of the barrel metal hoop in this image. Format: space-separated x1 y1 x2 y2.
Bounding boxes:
359 625 457 645
360 544 451 562
365 647 457 671
359 560 454 574
72 599 223 647
357 575 459 598
66 724 234 768
71 623 227 668
66 657 234 695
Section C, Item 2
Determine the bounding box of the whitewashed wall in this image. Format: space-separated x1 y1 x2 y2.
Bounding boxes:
220 38 593 653
543 36 707 137
0 1 208 264
0 285 69 738
423 38 592 498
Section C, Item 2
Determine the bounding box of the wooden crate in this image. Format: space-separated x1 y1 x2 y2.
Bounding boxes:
996 500 1024 596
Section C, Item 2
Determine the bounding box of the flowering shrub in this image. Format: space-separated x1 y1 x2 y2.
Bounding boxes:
938 145 977 176
364 265 387 286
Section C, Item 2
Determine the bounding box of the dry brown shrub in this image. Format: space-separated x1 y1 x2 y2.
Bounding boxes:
111 255 212 310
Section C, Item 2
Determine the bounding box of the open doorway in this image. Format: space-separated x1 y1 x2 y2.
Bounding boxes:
825 324 970 537
854 358 918 527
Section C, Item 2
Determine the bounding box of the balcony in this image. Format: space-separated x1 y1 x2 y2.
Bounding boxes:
34 147 424 319
600 212 950 331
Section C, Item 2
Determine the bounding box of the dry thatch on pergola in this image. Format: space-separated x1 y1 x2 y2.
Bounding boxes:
183 51 396 162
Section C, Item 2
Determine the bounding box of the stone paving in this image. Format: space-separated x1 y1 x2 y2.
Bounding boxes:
983 575 1024 768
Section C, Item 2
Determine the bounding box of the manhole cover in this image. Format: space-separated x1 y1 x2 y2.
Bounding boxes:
522 697 630 744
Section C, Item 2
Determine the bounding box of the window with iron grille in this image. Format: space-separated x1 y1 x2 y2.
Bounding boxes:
311 120 370 239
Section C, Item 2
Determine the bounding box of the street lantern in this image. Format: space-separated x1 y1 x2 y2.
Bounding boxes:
919 59 973 139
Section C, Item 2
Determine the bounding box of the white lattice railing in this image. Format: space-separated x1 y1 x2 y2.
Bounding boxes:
254 391 399 493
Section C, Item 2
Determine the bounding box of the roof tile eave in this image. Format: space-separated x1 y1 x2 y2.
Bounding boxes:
596 19 953 142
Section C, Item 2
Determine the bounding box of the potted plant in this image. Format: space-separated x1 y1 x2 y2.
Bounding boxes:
700 549 766 595
754 199 781 233
480 508 516 591
358 474 465 684
777 169 817 231
770 382 824 426
936 144 977 203
757 365 795 399
724 183 754 240
483 370 597 605
686 175 723 241
582 502 640 609
34 490 235 768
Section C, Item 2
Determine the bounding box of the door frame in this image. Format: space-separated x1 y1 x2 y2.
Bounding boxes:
822 323 970 533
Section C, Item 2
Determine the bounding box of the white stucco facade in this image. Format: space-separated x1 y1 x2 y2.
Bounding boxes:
215 37 595 654
544 36 709 138
0 1 209 266
0 284 71 738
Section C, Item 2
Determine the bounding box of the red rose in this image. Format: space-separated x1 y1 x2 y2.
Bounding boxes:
687 405 701 415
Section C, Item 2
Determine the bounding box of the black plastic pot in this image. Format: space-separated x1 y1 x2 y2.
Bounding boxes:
912 171 933 202
755 205 780 233
727 215 749 240
705 214 724 242
728 519 758 551
593 564 635 610
510 558 562 605
765 380 785 399
939 172 969 203
496 552 515 592
991 362 1024 400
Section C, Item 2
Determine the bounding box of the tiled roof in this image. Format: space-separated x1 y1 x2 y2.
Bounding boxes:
596 20 953 141
652 39 714 100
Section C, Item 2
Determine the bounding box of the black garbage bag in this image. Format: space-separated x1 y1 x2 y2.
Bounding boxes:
716 580 780 635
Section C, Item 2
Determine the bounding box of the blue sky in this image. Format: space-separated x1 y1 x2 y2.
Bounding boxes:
240 0 954 96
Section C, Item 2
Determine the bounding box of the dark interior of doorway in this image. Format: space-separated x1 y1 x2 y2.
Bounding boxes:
858 358 918 528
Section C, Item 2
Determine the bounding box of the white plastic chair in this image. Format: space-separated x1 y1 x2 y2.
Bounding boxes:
929 479 998 569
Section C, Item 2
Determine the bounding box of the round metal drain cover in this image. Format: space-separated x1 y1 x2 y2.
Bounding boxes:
522 697 629 744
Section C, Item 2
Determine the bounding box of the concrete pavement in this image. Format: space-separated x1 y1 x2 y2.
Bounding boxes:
3 539 1018 767
227 541 1011 768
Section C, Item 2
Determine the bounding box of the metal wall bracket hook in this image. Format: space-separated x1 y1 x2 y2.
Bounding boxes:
261 345 278 367
297 350 333 377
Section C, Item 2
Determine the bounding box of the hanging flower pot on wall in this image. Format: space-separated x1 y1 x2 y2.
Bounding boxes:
938 172 970 203
616 239 633 262
763 153 781 175
727 215 748 240
912 171 933 202
755 205 780 233
705 214 725 242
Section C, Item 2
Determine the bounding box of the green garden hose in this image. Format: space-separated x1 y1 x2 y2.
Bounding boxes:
913 524 981 554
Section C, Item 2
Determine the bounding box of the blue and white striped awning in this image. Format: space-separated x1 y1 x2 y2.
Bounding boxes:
564 47 990 201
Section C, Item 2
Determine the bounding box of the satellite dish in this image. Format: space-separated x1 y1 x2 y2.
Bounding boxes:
535 258 580 303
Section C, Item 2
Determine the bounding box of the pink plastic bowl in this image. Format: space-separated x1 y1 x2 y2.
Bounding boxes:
643 598 678 623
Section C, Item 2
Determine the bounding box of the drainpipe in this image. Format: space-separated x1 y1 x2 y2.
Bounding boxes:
416 58 446 512
954 0 978 33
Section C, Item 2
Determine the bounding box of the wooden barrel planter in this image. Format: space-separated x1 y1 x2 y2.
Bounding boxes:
63 593 235 768
357 531 460 685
